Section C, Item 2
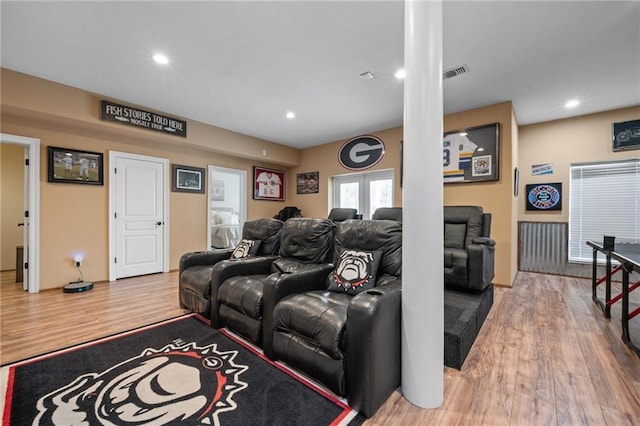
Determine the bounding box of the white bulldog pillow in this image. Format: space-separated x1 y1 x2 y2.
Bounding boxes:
230 239 261 259
327 248 382 295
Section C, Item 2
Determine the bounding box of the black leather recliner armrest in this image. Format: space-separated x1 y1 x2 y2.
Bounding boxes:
467 243 495 292
471 237 495 247
209 255 279 327
345 278 402 417
179 250 233 273
262 263 335 358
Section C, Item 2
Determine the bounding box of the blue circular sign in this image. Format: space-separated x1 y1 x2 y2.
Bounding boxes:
527 184 561 210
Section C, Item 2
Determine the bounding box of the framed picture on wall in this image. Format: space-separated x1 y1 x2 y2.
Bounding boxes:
443 123 500 184
525 182 562 211
253 166 285 201
612 119 640 151
172 164 205 193
47 146 104 185
296 171 319 194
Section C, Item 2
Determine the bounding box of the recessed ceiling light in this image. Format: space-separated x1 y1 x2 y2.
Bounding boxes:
285 111 295 119
394 69 406 79
565 99 580 109
152 53 169 65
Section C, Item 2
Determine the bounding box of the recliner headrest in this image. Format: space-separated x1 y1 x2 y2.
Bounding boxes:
242 218 283 255
279 217 336 263
444 206 484 248
335 219 402 277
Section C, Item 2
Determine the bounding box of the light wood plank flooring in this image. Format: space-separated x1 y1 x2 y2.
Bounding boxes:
2 270 639 424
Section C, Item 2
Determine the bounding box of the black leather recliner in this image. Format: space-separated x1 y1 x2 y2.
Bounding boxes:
178 218 283 315
443 205 495 292
372 207 402 222
328 208 359 223
275 206 302 221
210 217 336 347
269 219 402 417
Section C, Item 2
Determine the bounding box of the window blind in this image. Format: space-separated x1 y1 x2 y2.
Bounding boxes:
568 159 640 263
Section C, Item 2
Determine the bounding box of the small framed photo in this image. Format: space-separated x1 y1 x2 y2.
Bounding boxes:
172 164 205 193
47 146 104 185
297 171 319 194
253 166 285 201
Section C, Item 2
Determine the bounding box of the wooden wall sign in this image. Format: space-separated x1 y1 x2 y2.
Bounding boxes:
100 100 187 138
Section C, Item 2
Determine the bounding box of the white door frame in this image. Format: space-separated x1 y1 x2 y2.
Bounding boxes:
1 133 40 293
108 151 169 281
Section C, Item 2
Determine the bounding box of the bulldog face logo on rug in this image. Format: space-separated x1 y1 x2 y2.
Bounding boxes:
334 250 375 291
34 342 248 426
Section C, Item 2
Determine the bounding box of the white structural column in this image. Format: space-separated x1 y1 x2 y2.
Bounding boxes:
401 0 444 408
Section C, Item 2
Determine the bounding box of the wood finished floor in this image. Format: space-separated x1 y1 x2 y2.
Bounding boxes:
2 270 639 424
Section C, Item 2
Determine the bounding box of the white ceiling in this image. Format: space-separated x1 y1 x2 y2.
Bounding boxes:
2 1 639 149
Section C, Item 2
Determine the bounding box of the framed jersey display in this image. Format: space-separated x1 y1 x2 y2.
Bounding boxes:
443 123 499 184
253 166 285 201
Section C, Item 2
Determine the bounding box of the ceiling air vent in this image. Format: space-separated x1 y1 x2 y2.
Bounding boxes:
443 64 469 80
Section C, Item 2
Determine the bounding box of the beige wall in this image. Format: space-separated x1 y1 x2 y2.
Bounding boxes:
289 126 403 218
518 106 640 222
6 69 633 291
443 102 517 287
1 70 301 290
1 144 25 270
290 102 517 287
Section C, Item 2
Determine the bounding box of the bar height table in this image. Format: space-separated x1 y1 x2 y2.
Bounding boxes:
587 241 640 356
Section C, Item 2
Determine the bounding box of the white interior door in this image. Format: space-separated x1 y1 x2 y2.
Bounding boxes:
110 152 168 279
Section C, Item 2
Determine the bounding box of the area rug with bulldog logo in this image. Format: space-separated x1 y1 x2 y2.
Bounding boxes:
1 314 365 425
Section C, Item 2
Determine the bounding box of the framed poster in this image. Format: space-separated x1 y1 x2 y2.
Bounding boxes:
525 182 562 211
172 164 205 193
612 119 640 151
296 171 319 194
443 123 499 184
47 146 104 185
253 166 285 201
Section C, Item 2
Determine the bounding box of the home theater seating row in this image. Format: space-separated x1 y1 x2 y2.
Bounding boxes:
178 218 283 315
177 206 495 416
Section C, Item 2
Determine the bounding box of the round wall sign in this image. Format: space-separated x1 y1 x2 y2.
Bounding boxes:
526 183 562 210
338 135 385 170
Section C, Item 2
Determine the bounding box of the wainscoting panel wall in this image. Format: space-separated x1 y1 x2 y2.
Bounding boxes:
518 221 602 278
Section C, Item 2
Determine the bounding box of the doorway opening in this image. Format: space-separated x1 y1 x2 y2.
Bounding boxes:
0 133 40 293
208 166 247 249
